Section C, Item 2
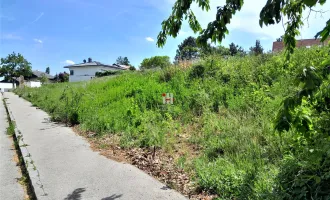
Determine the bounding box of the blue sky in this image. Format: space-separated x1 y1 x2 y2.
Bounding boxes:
1 0 329 75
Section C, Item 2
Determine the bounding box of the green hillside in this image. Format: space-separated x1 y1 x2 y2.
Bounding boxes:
15 46 330 199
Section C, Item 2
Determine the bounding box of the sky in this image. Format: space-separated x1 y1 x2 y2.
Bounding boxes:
0 0 329 75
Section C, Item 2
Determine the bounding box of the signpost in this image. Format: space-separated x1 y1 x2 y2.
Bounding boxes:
162 93 174 104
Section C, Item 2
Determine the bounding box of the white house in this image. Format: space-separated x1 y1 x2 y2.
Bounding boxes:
0 82 15 92
0 70 54 91
64 58 129 82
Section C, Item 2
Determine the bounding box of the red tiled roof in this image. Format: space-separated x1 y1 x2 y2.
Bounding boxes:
272 38 330 52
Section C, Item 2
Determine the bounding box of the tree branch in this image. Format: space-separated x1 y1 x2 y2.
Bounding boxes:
304 8 329 27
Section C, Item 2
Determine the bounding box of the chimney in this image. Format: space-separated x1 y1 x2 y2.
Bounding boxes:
88 57 92 63
83 59 86 63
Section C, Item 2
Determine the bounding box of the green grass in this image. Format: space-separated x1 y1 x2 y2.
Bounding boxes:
6 121 15 136
14 46 329 199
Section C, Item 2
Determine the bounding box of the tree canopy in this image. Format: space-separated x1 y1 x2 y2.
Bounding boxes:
140 56 171 69
276 35 284 42
229 42 245 56
116 56 130 66
0 52 32 82
157 0 329 54
46 66 50 74
54 72 69 82
176 37 246 61
249 40 264 55
175 36 199 62
199 44 230 57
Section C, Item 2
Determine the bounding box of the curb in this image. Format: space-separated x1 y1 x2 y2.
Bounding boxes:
3 95 48 199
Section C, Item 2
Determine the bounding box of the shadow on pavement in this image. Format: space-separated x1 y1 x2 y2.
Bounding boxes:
160 186 171 190
64 188 86 200
101 194 123 200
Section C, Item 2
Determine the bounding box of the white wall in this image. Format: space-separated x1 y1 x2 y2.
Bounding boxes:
0 83 15 92
25 81 41 88
68 66 118 82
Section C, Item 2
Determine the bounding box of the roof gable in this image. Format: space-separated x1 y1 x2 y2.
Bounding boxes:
31 70 54 79
64 61 129 70
64 61 107 68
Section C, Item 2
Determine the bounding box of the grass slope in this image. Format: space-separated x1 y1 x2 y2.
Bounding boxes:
15 46 328 199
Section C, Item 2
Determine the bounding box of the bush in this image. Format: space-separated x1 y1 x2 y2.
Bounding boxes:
95 70 122 77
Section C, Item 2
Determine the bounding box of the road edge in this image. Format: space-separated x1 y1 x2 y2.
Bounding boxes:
3 94 47 200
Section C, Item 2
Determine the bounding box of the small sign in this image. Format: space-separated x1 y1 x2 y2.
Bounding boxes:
162 93 174 104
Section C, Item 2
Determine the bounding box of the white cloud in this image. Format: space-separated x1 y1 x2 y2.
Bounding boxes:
146 37 155 42
33 38 43 43
64 60 75 65
0 34 22 40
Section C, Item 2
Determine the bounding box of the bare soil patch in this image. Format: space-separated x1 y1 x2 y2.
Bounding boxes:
72 126 218 200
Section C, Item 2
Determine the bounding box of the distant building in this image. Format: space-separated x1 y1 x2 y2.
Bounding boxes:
27 70 55 82
64 58 128 82
272 38 330 52
0 82 15 92
0 70 55 90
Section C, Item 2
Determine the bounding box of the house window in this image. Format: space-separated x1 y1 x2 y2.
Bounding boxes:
70 70 74 75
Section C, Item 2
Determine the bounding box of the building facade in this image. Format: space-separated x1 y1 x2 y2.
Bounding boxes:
64 58 128 82
272 38 330 52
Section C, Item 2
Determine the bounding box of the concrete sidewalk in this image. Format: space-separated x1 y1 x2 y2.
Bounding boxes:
0 95 25 199
3 92 187 200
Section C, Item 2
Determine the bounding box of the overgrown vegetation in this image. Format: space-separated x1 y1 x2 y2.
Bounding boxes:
95 70 122 77
15 46 330 199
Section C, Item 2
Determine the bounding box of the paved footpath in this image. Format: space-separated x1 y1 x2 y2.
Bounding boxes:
3 92 186 200
0 95 25 199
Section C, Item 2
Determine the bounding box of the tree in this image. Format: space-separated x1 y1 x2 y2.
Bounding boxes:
157 0 329 55
0 52 32 87
229 42 245 56
249 40 264 56
55 73 58 82
201 44 232 58
116 56 130 66
55 72 69 82
175 36 199 62
129 66 136 71
276 35 284 42
140 56 171 70
45 66 50 74
39 74 49 84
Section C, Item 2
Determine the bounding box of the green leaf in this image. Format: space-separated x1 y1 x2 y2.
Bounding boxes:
319 0 327 5
321 58 330 66
303 0 317 7
314 176 321 184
